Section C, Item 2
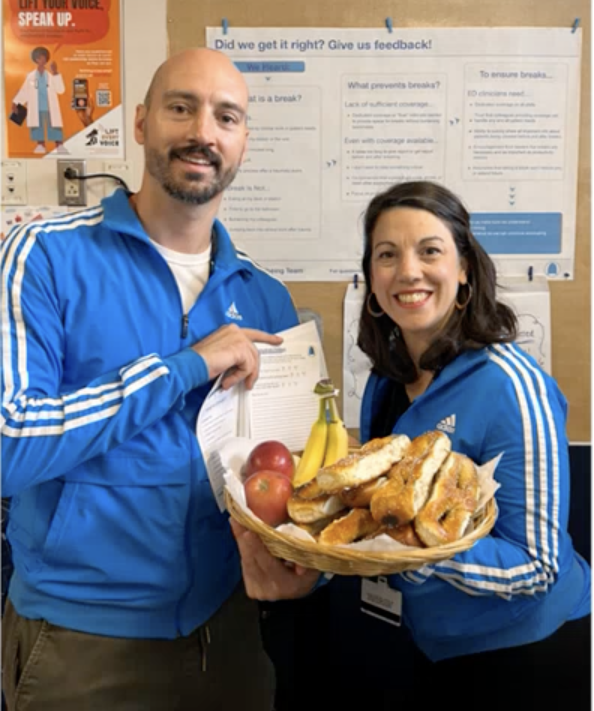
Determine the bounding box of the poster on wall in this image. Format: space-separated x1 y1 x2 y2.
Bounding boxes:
3 0 123 159
206 27 582 281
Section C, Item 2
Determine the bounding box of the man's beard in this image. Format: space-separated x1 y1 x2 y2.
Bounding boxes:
146 143 240 205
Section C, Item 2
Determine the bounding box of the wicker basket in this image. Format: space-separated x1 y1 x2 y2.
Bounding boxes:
225 488 497 576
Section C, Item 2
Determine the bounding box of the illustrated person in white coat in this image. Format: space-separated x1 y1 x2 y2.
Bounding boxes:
11 46 68 155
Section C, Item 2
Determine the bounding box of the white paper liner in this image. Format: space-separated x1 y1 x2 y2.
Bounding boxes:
222 438 502 552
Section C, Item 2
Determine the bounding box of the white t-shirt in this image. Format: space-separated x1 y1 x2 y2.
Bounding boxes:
149 239 212 314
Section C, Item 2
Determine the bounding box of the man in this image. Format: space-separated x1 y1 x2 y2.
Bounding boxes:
1 48 318 711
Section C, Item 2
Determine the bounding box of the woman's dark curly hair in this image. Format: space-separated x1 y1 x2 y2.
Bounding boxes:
31 47 50 63
358 181 517 383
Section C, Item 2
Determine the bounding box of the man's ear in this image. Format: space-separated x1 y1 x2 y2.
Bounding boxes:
134 104 147 146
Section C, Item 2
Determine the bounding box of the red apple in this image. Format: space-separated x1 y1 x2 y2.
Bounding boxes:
244 440 295 481
244 470 293 527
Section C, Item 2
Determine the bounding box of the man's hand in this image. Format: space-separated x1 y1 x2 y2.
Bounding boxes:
192 324 282 390
49 62 58 75
230 519 320 601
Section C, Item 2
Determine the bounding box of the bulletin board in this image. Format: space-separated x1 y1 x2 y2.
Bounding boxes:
167 0 591 442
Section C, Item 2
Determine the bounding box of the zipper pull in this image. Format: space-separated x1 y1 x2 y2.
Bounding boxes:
181 314 189 339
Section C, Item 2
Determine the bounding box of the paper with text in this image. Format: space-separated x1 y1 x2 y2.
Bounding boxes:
207 27 582 280
249 341 322 450
196 377 243 510
196 321 326 509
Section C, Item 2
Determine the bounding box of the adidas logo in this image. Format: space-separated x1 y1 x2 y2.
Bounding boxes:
225 301 243 321
436 414 456 434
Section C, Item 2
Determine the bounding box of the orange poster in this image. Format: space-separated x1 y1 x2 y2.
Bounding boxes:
3 0 123 159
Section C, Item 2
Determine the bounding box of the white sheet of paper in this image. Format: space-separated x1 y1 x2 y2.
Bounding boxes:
278 319 329 377
343 282 371 428
196 321 328 509
197 377 242 446
248 341 322 451
497 276 551 374
207 27 582 280
196 376 243 510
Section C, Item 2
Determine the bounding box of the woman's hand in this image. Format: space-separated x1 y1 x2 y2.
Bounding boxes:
230 519 320 600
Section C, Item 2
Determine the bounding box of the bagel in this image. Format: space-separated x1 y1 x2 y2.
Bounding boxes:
338 476 389 508
318 508 382 546
363 522 425 548
370 431 451 527
385 523 425 548
293 513 345 539
414 452 479 547
292 479 324 501
316 434 411 494
287 491 346 524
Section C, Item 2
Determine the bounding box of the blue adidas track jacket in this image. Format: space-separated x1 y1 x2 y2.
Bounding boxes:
360 345 591 661
1 189 298 638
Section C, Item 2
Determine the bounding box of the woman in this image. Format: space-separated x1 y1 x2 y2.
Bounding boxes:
253 181 590 711
11 46 67 155
356 180 590 701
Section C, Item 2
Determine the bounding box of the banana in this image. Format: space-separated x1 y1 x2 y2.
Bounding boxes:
293 396 329 488
323 396 349 467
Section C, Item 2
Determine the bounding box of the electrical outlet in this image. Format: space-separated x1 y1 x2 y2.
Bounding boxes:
2 161 28 205
57 159 87 207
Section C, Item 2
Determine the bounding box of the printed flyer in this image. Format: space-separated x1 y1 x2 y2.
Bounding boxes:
207 27 582 280
3 0 123 158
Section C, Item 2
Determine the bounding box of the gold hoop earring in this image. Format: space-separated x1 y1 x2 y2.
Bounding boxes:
455 282 473 310
366 293 384 318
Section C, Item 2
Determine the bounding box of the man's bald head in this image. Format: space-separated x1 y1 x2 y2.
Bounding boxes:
143 48 248 110
135 47 250 207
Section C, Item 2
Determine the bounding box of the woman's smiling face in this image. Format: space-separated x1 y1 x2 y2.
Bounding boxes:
370 206 468 352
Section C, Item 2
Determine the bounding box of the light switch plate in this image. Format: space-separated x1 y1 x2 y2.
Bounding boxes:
103 161 132 195
2 161 28 205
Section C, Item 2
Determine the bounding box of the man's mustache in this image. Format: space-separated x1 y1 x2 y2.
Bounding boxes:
170 144 221 168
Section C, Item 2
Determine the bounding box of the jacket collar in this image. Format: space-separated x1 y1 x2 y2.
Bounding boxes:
100 188 249 277
361 347 490 441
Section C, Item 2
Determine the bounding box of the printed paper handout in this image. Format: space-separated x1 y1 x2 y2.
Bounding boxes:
196 321 327 510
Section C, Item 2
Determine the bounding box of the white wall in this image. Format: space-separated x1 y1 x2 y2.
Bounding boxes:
0 0 168 206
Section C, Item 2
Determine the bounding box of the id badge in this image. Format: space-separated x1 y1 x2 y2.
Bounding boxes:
361 576 402 627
